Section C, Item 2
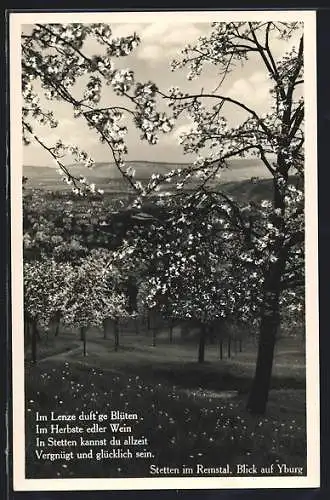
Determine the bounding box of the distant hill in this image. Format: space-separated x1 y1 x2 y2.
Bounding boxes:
221 177 274 203
23 158 272 191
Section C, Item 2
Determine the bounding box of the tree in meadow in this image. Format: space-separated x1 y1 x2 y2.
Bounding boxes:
63 249 129 354
22 21 305 413
23 257 74 362
154 22 305 413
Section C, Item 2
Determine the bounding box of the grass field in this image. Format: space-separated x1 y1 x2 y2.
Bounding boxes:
25 324 306 479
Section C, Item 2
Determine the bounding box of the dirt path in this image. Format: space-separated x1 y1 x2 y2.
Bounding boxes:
37 345 83 363
37 341 124 375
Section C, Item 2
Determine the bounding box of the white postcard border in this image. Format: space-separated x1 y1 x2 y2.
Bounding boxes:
10 9 319 491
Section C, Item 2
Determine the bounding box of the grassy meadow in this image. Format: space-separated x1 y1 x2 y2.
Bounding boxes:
25 322 306 479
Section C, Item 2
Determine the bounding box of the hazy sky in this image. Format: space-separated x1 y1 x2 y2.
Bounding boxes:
22 20 302 166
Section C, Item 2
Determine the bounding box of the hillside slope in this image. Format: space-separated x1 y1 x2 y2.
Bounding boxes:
23 158 272 191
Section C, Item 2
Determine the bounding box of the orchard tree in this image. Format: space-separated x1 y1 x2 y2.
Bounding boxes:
63 249 129 354
23 257 74 362
22 22 305 413
156 22 304 413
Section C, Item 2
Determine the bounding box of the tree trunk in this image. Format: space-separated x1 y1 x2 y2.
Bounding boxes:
36 327 41 341
219 340 223 360
227 337 231 359
31 320 38 364
114 319 119 351
247 163 291 415
103 318 107 339
169 320 174 344
24 316 31 346
80 326 87 356
239 339 243 352
208 324 215 345
152 327 157 347
247 274 281 415
135 318 139 335
54 311 61 337
198 325 206 363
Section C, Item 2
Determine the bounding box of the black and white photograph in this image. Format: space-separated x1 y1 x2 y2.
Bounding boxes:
10 10 319 490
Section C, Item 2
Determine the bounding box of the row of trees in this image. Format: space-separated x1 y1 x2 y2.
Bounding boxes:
22 21 305 414
24 220 301 366
24 250 127 361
